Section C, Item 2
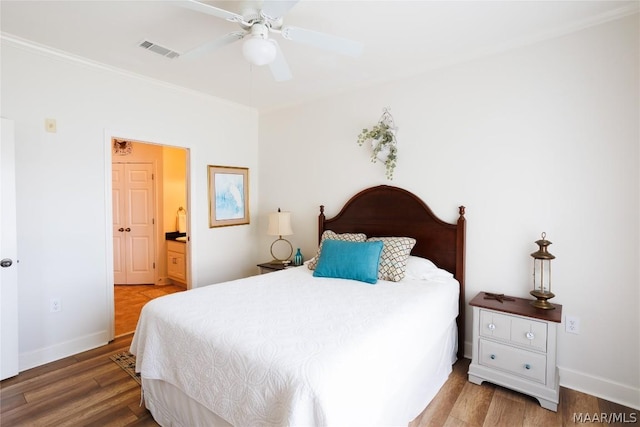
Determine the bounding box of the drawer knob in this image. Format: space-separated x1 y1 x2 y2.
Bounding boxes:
524 364 531 370
488 323 496 331
490 354 496 360
526 332 535 340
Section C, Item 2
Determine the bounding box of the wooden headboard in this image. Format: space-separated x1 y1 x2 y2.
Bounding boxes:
318 185 466 358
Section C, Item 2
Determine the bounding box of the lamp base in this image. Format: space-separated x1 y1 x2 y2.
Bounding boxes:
270 237 293 264
529 290 556 310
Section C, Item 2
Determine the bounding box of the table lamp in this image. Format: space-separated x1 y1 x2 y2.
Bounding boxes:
267 208 293 263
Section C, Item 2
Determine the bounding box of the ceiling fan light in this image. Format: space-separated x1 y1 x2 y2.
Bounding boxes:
242 37 277 66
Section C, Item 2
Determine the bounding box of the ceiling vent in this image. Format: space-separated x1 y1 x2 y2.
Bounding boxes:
138 40 180 59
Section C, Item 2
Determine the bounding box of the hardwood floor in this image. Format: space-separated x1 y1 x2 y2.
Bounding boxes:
2 332 637 426
0 334 157 426
410 360 638 426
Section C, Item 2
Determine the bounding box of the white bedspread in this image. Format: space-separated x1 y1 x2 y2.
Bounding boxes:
130 266 459 427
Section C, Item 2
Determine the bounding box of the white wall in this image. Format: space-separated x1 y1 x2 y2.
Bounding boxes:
162 145 187 234
259 15 639 408
1 40 260 370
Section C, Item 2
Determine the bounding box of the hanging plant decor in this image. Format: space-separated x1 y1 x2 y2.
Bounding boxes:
357 108 398 180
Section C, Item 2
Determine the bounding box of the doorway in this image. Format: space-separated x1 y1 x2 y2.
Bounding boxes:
109 138 189 336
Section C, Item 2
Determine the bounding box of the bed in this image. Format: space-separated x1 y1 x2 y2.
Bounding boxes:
131 185 466 427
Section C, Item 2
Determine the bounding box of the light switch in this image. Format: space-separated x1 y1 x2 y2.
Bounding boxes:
45 118 57 133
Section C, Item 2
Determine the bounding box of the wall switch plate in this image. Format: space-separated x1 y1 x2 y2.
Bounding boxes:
566 315 580 334
45 118 57 133
50 297 61 313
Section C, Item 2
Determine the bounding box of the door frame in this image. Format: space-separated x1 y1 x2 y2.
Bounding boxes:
103 129 193 340
1 118 19 380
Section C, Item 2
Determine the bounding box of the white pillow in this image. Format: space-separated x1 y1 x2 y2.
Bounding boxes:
404 256 453 280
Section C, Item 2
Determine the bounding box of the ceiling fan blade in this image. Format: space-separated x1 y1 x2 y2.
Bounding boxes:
181 31 246 59
268 40 292 82
177 0 243 23
261 0 300 20
281 26 364 58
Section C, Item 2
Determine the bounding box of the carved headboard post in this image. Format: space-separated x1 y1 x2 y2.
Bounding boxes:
456 205 466 359
318 205 325 244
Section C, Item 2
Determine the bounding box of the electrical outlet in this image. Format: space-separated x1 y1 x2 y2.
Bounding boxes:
50 297 61 313
566 315 580 334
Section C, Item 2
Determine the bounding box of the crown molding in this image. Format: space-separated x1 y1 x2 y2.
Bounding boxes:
0 32 256 113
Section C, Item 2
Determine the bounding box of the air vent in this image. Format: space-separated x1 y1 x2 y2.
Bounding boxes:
138 40 180 59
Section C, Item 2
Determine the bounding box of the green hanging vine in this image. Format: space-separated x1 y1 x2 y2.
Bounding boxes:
357 108 398 180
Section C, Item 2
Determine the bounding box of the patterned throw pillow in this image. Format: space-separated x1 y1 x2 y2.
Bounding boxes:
307 230 367 270
366 237 417 282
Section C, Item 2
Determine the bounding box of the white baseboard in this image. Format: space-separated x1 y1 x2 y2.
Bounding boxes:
19 331 109 372
559 366 640 410
464 341 473 360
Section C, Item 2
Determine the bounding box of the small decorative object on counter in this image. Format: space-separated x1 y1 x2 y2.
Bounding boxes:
176 207 187 233
293 248 304 266
530 232 556 310
483 292 515 303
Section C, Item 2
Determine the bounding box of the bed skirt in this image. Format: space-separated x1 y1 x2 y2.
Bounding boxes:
140 320 457 427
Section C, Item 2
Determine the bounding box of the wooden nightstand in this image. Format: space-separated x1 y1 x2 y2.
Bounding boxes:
467 292 562 411
257 262 297 274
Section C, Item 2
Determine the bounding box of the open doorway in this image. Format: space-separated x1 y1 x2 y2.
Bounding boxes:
110 138 190 336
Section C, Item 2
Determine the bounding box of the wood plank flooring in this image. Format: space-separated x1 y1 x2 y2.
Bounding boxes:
0 334 156 426
2 332 637 426
410 360 638 426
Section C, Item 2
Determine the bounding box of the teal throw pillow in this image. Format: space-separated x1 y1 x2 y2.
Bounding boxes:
312 239 384 284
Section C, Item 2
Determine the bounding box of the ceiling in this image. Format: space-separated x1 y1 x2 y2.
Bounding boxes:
1 1 637 112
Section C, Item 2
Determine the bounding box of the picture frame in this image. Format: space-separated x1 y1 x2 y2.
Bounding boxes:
208 165 249 228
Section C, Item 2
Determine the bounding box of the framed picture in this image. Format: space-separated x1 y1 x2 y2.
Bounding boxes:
208 165 249 228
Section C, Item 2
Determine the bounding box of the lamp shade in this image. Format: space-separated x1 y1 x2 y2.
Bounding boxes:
242 37 277 66
267 211 293 236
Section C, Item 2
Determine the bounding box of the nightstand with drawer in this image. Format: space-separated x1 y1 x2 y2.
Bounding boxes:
468 292 562 411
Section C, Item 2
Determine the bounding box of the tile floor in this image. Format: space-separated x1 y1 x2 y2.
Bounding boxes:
114 284 185 336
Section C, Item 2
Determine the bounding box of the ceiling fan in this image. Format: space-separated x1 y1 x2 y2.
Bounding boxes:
177 0 364 82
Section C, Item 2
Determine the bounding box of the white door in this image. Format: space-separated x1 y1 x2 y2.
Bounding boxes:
112 163 155 284
112 164 127 284
1 118 19 380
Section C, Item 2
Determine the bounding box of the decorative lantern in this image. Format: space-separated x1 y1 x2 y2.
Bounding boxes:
530 232 556 310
